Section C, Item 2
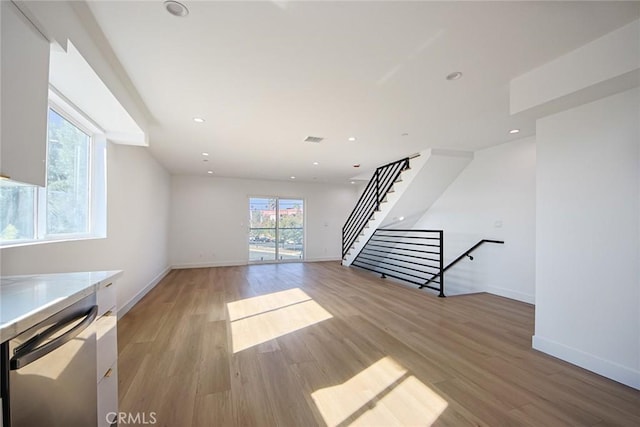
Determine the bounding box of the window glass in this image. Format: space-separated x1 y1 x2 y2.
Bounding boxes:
0 185 36 241
278 199 303 260
45 109 90 235
249 197 277 261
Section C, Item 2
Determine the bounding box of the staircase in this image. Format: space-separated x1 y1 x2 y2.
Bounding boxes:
342 149 473 266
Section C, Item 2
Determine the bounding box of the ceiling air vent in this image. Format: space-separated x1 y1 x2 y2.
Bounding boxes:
304 136 324 143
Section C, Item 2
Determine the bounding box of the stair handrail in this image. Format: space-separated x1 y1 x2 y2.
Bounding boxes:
421 239 504 288
342 157 410 258
352 228 446 297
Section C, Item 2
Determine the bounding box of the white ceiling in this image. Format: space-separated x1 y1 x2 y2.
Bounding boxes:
86 1 640 183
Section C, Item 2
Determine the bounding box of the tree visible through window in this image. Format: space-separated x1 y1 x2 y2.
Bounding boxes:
249 197 304 262
46 109 90 235
0 185 36 240
0 107 94 244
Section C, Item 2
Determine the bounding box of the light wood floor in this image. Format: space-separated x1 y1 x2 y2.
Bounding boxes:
118 262 640 426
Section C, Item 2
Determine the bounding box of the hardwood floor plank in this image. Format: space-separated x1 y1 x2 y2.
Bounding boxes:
192 391 233 427
118 262 640 426
195 320 231 396
229 348 278 426
257 350 320 427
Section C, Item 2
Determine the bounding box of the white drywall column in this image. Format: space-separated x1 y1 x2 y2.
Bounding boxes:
534 88 640 389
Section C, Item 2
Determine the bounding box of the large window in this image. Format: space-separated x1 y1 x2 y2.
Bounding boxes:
0 102 105 246
249 197 304 262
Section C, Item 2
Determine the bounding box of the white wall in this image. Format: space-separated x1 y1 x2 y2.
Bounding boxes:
413 137 536 302
0 143 171 317
170 176 358 267
534 88 640 390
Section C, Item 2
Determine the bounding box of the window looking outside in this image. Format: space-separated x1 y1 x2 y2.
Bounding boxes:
0 104 104 246
0 185 36 240
249 197 304 262
46 108 91 235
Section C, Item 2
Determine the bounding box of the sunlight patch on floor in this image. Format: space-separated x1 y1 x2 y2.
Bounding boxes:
228 288 332 353
311 357 448 426
227 287 311 321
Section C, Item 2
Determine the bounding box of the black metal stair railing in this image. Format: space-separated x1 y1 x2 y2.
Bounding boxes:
342 157 410 258
352 229 445 297
421 239 504 289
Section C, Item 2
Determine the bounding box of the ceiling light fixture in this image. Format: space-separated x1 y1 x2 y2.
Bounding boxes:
207 171 213 174
164 1 189 17
353 164 360 168
446 71 463 81
509 129 520 134
290 176 296 179
202 152 209 156
348 137 357 142
193 117 205 123
350 181 355 184
313 161 319 166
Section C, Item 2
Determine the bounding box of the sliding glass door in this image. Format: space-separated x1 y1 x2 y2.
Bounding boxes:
249 197 304 262
278 199 304 260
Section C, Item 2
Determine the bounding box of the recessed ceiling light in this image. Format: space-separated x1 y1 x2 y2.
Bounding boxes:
290 176 296 179
207 171 213 174
164 1 189 17
193 117 205 123
350 181 355 184
398 216 405 221
202 152 209 156
509 129 520 134
348 137 357 142
313 161 319 166
446 71 463 81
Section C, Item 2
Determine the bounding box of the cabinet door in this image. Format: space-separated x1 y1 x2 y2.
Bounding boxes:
1 1 50 186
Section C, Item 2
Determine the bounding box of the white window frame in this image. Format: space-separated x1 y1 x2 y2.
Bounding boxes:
0 87 107 248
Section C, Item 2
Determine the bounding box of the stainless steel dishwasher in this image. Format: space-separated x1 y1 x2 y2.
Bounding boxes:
1 294 98 427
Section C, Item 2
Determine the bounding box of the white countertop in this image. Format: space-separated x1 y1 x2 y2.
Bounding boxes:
0 270 122 342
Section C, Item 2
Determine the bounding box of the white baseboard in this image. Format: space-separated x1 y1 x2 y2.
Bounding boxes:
532 335 640 390
172 260 247 269
172 258 340 269
305 257 341 262
118 266 171 319
487 285 535 305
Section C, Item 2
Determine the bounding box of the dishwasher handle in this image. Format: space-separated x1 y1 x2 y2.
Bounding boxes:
10 305 98 370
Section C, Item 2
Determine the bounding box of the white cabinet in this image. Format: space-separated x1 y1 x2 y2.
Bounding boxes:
0 1 50 186
96 281 118 427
